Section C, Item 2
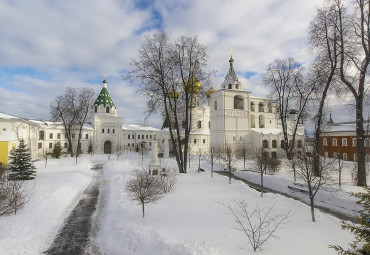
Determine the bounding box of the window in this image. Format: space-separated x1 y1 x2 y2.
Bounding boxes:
332 138 337 146
268 103 273 113
146 135 148 139
95 106 98 113
128 135 130 139
297 140 302 148
333 152 338 158
2 128 6 131
263 140 269 148
72 133 75 139
323 138 327 146
258 102 264 112
272 140 277 148
259 115 265 128
194 139 197 144
281 140 285 149
233 136 236 141
49 133 53 139
203 139 206 144
343 153 348 161
271 152 277 159
132 143 134 147
353 138 357 147
354 153 358 161
128 143 130 147
57 133 61 139
138 135 140 139
251 102 255 112
64 143 67 148
113 129 115 134
108 129 110 133
324 151 328 157
39 131 44 140
214 101 217 110
86 134 89 139
365 138 370 147
197 121 202 128
240 136 243 141
150 142 152 146
102 129 105 133
38 143 42 149
228 84 232 89
233 95 244 110
150 135 152 139
106 106 110 113
342 138 347 147
49 143 52 149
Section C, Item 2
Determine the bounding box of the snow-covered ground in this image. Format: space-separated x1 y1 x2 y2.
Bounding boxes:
0 153 359 254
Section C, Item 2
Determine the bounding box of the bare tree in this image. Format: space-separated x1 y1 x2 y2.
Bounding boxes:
295 153 333 222
159 167 177 193
50 87 78 157
195 148 205 172
236 143 250 170
115 143 122 161
253 148 271 197
206 145 219 177
324 0 370 187
138 141 148 161
0 177 31 216
75 88 95 162
125 169 164 218
222 144 238 184
334 153 345 188
125 32 212 173
263 58 316 160
309 4 340 175
220 199 290 252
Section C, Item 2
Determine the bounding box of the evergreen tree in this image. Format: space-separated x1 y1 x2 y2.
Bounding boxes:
8 139 36 180
330 188 370 254
52 141 62 159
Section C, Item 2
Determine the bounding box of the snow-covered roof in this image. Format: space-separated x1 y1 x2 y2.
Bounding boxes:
0 130 18 141
251 128 282 135
122 124 160 132
191 130 210 135
29 120 94 130
0 112 21 120
322 121 369 133
250 96 270 101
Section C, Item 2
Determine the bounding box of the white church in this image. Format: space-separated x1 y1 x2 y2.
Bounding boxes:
0 55 304 167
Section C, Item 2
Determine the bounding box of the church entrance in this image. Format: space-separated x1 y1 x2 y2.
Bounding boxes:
104 141 112 154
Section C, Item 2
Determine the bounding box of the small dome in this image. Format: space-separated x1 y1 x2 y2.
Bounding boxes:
206 86 216 97
102 79 107 83
183 78 202 94
168 90 179 99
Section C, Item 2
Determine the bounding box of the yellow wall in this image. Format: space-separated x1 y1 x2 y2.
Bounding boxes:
0 141 9 168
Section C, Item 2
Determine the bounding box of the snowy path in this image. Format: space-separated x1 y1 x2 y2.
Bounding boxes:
44 166 103 255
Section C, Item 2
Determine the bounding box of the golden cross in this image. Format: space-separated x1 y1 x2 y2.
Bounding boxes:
230 48 233 58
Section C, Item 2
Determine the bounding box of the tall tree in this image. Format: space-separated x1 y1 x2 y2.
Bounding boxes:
329 0 370 186
263 58 316 160
8 139 36 180
309 4 340 176
125 32 211 173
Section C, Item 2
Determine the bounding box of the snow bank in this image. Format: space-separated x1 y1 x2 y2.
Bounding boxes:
0 156 94 254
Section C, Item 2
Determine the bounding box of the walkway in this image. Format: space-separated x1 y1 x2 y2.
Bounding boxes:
44 164 104 255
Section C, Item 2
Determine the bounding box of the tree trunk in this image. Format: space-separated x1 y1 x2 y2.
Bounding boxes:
260 171 264 197
356 98 367 187
142 202 145 218
211 162 213 178
310 196 315 222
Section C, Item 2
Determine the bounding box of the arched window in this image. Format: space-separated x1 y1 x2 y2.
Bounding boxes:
251 102 255 112
353 138 357 147
214 101 217 110
297 140 302 148
95 106 98 113
281 140 285 149
228 84 232 89
268 103 273 113
342 138 347 147
343 153 348 161
258 102 264 112
106 106 110 113
323 138 327 146
259 115 265 128
262 140 269 148
234 95 244 110
365 138 370 147
324 151 328 158
332 138 337 146
272 140 277 148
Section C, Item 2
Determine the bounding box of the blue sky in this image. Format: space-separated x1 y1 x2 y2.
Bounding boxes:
0 0 361 131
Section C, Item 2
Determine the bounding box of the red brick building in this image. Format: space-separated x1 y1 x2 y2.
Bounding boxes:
319 122 370 162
